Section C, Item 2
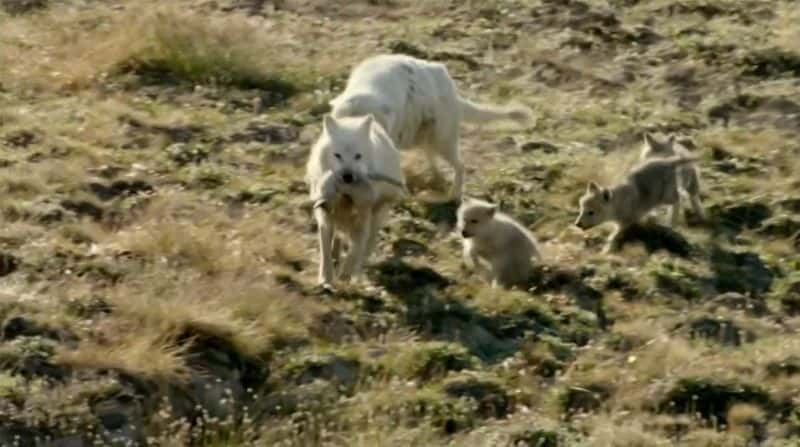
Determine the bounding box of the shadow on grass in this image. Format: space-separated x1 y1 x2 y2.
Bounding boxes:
368 259 601 363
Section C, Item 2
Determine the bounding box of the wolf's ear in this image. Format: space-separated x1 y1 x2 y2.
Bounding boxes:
602 188 612 202
486 204 497 217
380 104 395 129
667 134 677 145
587 182 601 194
323 115 338 135
644 132 658 147
362 114 376 132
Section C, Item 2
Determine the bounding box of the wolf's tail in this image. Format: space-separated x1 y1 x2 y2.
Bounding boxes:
458 96 533 124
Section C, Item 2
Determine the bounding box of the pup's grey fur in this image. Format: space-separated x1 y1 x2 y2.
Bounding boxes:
640 132 705 222
575 156 698 252
457 198 541 288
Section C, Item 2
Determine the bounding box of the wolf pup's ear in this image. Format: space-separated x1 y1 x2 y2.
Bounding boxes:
486 204 497 217
643 132 658 147
602 188 612 202
587 182 601 194
362 114 376 132
323 115 338 135
667 134 677 146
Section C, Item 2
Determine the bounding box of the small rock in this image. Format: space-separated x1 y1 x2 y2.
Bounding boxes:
87 164 126 179
3 129 39 148
707 292 769 317
0 0 48 14
164 143 209 165
758 215 800 238
0 252 19 277
560 384 611 415
228 121 299 144
92 395 146 447
741 48 800 79
687 316 752 346
61 199 104 221
2 316 40 340
776 196 800 213
711 201 772 233
781 292 800 316
765 356 800 377
710 247 774 295
311 311 358 343
388 40 430 59
658 378 772 424
509 429 559 447
88 179 154 201
290 354 361 390
615 222 692 257
32 201 65 224
710 145 734 161
391 238 430 258
519 140 559 154
443 376 511 419
369 259 450 295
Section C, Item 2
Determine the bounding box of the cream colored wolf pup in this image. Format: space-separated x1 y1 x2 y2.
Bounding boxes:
575 156 697 253
330 54 532 200
457 198 542 288
306 114 406 287
640 132 705 221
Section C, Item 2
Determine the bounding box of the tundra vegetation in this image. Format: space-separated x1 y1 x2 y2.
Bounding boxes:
0 0 799 445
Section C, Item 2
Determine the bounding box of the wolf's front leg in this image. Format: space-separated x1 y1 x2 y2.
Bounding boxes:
603 226 623 254
463 243 493 283
314 207 336 286
339 212 372 282
668 202 681 227
364 204 390 264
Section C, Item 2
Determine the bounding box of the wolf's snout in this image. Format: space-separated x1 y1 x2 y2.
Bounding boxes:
342 172 354 184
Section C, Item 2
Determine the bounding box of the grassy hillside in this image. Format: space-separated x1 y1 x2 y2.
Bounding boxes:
1 0 800 445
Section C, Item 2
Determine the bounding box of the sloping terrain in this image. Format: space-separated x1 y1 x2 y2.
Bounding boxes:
1 0 800 445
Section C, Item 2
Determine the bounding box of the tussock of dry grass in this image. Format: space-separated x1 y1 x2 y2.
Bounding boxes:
1 1 337 92
55 332 191 383
1 0 800 445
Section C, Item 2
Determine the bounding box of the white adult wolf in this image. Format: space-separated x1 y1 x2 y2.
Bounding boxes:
330 54 532 201
306 114 406 287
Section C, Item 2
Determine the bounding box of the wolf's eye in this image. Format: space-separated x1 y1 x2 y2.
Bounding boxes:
334 153 342 160
354 153 362 160
587 211 595 216
470 219 479 224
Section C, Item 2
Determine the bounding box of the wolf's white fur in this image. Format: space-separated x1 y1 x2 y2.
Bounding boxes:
457 198 541 288
574 156 697 253
330 54 531 200
306 114 406 286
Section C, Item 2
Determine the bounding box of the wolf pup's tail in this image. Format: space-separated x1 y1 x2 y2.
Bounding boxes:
458 97 533 124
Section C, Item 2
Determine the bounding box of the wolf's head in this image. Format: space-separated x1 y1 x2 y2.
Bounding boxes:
575 182 614 230
320 114 375 185
457 198 497 239
641 132 677 159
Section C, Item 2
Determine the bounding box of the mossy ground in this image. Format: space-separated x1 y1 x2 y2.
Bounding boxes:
1 0 800 445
